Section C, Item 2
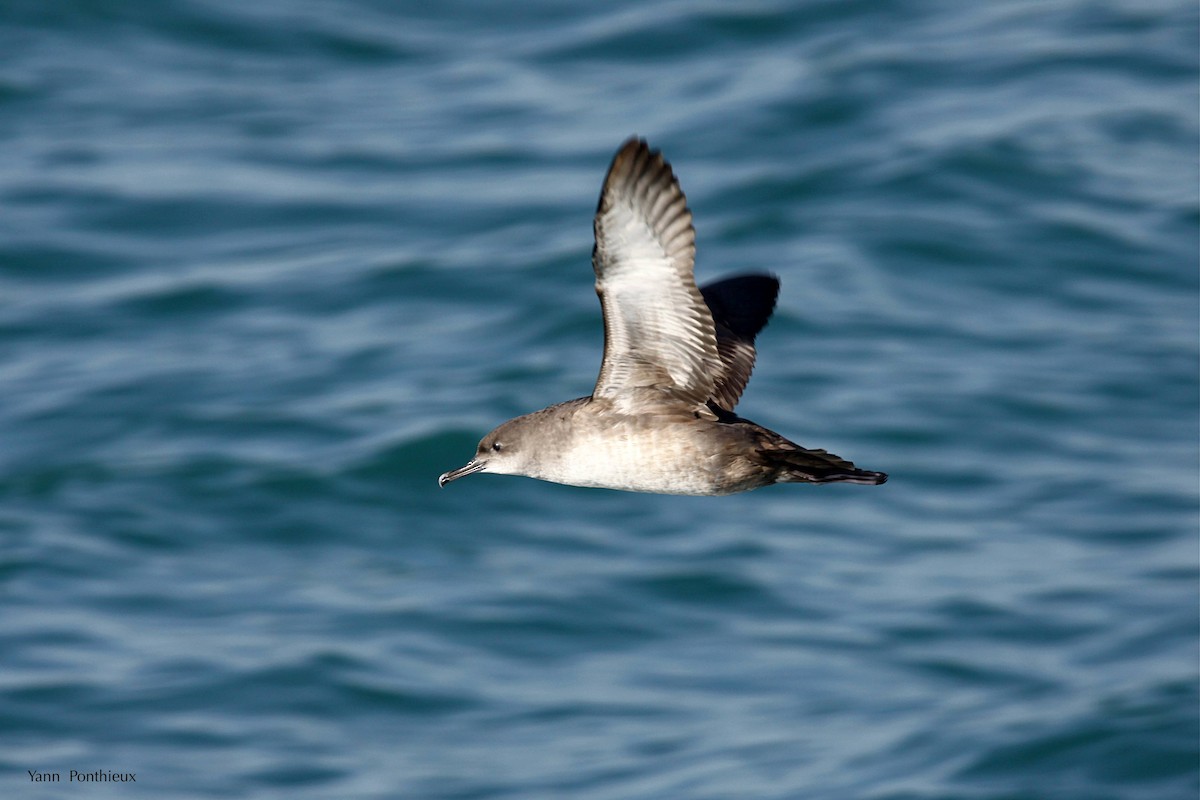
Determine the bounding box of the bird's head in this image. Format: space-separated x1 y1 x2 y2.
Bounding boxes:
438 415 539 487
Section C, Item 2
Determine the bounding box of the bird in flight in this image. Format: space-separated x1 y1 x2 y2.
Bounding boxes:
439 137 887 495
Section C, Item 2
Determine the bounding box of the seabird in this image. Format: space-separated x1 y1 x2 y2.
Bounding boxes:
439 138 887 495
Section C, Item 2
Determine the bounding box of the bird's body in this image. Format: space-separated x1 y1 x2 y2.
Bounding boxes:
439 138 886 495
464 396 883 496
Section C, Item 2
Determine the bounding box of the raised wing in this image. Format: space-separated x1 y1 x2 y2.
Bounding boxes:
590 138 719 414
700 274 780 412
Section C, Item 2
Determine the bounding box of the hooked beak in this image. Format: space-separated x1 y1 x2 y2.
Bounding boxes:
438 459 486 487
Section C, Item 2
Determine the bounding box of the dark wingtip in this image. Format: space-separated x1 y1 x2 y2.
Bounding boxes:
599 136 669 214
618 134 645 152
700 274 781 340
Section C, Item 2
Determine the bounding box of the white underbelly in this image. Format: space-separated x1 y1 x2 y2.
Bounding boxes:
537 424 725 496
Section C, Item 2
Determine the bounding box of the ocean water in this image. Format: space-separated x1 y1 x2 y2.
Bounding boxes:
1 1 1197 798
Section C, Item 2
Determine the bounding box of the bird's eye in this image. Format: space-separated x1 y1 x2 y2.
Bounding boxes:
492 442 503 452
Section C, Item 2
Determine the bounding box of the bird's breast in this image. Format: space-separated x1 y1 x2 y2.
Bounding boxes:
532 417 757 496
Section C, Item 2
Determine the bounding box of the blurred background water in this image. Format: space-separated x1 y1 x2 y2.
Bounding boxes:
1 1 1197 798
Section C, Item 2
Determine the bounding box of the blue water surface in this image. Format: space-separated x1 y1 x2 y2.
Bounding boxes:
1 1 1197 798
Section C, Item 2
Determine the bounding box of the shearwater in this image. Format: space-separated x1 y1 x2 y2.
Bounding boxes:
439 138 887 495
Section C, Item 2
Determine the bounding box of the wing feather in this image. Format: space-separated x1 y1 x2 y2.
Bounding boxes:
700 274 780 411
591 138 720 414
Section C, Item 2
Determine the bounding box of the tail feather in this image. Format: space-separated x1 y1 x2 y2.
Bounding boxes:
759 446 888 486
